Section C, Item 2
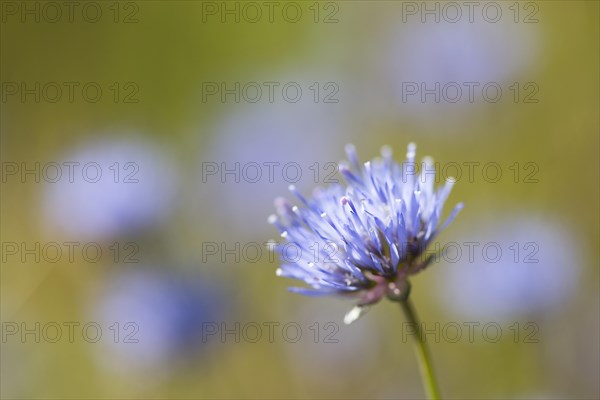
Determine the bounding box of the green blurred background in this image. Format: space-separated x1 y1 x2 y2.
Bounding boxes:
1 1 599 399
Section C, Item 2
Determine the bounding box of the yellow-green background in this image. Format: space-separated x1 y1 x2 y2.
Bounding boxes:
1 1 598 399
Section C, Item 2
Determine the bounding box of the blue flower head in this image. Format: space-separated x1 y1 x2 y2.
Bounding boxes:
269 144 463 323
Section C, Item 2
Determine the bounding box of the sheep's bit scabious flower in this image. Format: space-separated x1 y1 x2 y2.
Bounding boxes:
269 143 463 325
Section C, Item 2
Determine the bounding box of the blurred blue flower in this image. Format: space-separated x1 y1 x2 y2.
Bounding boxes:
358 18 542 131
92 268 225 381
435 215 581 321
269 144 463 323
197 97 350 241
42 135 178 241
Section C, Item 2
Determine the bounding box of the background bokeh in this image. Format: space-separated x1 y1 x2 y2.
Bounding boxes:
1 1 599 399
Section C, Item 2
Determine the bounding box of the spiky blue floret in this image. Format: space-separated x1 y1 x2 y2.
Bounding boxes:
269 143 463 298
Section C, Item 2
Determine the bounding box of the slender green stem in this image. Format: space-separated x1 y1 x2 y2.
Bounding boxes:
399 298 441 400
